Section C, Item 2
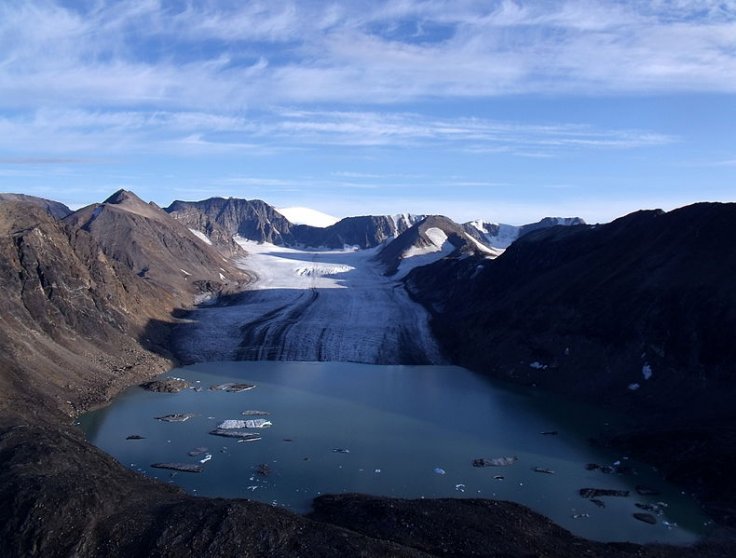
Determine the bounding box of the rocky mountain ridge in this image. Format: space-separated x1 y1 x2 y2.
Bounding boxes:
166 196 583 252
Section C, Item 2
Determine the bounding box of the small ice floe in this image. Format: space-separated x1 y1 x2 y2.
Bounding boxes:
493 475 504 480
642 363 653 381
217 419 272 429
455 484 466 493
199 454 212 464
242 410 271 416
473 456 518 467
374 468 381 473
628 383 641 391
532 466 555 474
246 485 259 492
529 362 548 370
209 383 256 392
151 463 203 473
209 428 262 441
571 512 590 519
434 467 446 475
237 436 262 443
155 413 196 422
332 448 350 454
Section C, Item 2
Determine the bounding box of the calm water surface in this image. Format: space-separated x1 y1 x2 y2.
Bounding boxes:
78 361 710 544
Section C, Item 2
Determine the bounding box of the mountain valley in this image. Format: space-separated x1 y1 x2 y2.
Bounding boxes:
0 190 733 557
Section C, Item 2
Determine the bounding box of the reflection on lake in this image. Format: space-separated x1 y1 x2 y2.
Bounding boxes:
78 361 710 544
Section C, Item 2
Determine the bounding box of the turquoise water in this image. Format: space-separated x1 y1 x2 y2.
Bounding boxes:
78 361 710 544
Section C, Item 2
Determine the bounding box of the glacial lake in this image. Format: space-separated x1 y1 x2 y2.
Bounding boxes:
78 361 710 544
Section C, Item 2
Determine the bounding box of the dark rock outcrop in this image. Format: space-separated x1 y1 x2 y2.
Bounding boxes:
166 197 295 245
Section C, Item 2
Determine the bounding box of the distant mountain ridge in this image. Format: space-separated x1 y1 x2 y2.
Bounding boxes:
464 216 586 249
166 196 583 252
0 193 72 219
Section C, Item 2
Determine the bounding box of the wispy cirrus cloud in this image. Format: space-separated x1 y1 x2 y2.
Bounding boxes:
0 107 676 158
1 0 735 112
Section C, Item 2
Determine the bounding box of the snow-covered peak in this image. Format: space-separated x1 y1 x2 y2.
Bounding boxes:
277 207 340 228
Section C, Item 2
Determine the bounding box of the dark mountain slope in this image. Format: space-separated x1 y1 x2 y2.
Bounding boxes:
0 192 248 414
67 190 247 302
0 200 169 414
409 203 736 408
407 202 736 525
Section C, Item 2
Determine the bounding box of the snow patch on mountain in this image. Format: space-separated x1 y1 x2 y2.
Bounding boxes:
390 213 424 235
277 207 340 227
188 228 213 245
468 221 520 249
395 227 455 279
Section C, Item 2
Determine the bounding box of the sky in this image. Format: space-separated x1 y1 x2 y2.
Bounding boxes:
0 1 734 224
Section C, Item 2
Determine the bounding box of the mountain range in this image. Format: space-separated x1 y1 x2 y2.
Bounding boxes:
0 189 733 557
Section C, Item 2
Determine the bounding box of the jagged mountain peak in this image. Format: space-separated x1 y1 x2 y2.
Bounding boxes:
98 189 165 220
104 188 140 205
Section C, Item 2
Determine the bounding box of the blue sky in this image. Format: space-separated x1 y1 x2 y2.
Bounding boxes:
0 0 734 224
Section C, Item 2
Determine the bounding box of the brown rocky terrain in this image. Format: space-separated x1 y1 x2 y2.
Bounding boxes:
0 192 733 556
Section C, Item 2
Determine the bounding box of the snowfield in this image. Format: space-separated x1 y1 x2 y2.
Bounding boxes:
174 239 445 365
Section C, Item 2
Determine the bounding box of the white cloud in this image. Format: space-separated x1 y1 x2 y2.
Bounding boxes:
1 0 735 114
